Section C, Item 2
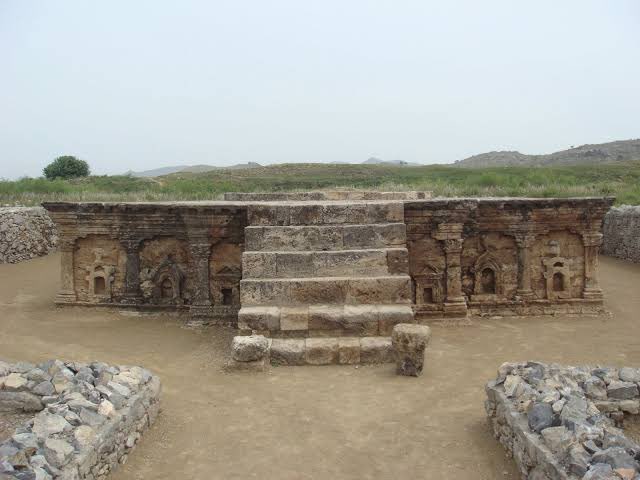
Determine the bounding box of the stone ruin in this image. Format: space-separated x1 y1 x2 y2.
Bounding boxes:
42 193 612 366
0 359 160 479
486 362 640 479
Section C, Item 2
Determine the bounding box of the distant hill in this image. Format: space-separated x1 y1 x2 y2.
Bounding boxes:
127 162 261 177
454 139 640 167
362 157 421 166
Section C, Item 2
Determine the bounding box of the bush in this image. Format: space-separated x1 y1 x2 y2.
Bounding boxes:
43 156 90 179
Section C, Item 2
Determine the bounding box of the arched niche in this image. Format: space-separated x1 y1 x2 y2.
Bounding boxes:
85 248 116 302
471 251 504 301
543 255 573 300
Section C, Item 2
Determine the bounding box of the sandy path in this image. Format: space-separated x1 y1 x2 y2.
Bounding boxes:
1 254 639 479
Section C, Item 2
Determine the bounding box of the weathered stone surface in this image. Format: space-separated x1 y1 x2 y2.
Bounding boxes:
607 381 639 400
231 335 269 362
270 339 305 366
0 391 43 412
528 403 554 433
337 338 360 365
305 338 338 365
360 337 393 364
392 323 431 376
43 438 74 468
602 205 640 264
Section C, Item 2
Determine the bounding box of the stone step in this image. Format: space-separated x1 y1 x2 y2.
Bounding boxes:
269 336 395 366
238 304 415 336
240 276 412 306
245 223 407 251
242 248 409 278
247 201 403 226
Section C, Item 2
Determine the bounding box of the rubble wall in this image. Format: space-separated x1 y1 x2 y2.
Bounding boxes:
0 359 161 479
0 207 58 264
602 205 640 263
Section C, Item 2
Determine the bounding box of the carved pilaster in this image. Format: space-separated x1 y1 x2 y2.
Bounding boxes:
433 223 467 317
120 238 142 304
582 232 603 300
56 238 77 304
514 233 536 299
189 242 213 319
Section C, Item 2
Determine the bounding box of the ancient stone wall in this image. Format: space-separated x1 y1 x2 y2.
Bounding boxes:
0 359 161 479
405 198 613 318
0 207 58 264
602 205 640 263
43 196 613 324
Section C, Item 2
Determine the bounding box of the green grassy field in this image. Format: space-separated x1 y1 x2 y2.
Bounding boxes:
1 162 639 206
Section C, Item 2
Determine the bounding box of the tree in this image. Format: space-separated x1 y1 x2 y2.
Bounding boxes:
43 156 90 179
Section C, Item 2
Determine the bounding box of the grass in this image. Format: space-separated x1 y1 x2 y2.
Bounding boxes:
1 162 639 206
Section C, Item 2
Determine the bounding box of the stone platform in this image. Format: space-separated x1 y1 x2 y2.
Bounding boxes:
42 195 613 327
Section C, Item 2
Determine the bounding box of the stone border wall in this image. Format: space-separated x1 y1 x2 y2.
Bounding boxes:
0 207 58 264
0 359 161 479
602 205 640 263
486 361 640 479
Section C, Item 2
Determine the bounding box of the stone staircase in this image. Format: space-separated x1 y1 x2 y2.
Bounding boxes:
238 201 415 340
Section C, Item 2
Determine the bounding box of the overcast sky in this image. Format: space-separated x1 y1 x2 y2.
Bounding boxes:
1 1 639 178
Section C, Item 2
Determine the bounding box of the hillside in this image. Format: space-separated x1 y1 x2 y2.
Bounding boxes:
3 161 639 206
127 162 262 177
455 139 640 167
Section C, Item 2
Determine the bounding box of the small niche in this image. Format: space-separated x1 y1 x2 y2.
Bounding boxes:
553 272 564 292
94 276 106 296
161 278 174 298
481 268 496 294
423 287 434 304
222 288 233 305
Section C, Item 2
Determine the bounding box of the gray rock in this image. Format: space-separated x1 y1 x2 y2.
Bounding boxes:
231 335 269 362
582 463 617 480
25 368 51 383
592 447 639 470
541 426 573 455
12 432 38 449
32 412 72 439
568 444 590 477
11 361 35 373
79 407 105 427
560 395 589 430
528 402 554 433
607 381 639 400
0 391 43 412
619 367 640 383
584 376 608 400
32 381 55 397
43 438 73 468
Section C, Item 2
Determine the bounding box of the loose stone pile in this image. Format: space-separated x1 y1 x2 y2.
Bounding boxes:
0 207 58 264
486 361 640 479
602 206 640 264
0 359 160 479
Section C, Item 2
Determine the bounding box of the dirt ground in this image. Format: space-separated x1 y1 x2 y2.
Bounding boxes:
1 254 639 480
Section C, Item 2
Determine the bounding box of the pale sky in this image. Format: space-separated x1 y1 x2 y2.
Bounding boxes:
1 1 639 178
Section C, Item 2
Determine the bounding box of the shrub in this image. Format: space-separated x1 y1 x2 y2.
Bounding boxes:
43 156 90 179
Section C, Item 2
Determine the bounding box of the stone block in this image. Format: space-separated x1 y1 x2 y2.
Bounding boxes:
360 337 393 364
238 307 280 331
308 305 343 330
270 339 306 366
231 335 270 362
338 338 361 365
305 338 339 365
378 305 415 335
391 324 431 376
342 305 379 335
280 307 309 331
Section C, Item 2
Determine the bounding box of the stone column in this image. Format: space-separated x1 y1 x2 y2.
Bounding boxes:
189 242 213 321
514 233 536 300
55 238 77 304
120 238 142 304
582 232 603 300
432 223 467 317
